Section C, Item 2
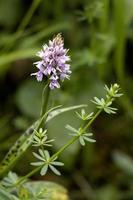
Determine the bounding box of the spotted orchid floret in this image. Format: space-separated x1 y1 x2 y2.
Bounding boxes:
31 33 71 89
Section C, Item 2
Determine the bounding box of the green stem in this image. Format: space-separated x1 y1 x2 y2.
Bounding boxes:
17 0 42 32
38 83 50 130
13 93 115 187
1 0 42 53
51 109 102 160
14 167 41 187
40 83 50 118
82 109 101 133
113 0 126 85
51 136 79 160
98 0 110 79
15 84 51 183
113 0 133 118
15 109 102 186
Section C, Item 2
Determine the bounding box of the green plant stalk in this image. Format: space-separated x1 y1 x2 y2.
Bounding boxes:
38 83 50 131
4 91 115 184
98 0 110 79
0 105 86 178
17 0 42 32
40 83 50 118
113 0 133 118
0 83 50 178
50 110 101 160
13 90 116 187
113 0 126 85
14 167 42 187
99 0 109 33
15 108 102 187
1 0 42 53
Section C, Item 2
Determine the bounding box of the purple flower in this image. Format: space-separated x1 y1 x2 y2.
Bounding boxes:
31 34 71 89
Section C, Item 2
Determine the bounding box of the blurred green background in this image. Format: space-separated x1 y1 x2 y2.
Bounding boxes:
0 0 133 199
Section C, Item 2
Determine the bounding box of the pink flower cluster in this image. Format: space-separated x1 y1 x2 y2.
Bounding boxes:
31 34 71 89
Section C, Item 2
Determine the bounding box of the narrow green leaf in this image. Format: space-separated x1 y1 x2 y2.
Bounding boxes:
0 188 12 200
40 165 48 176
79 136 85 146
46 104 87 122
31 162 44 166
65 124 78 133
49 165 61 176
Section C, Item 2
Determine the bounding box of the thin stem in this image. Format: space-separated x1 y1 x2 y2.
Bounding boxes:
51 136 79 160
40 83 50 118
51 110 101 160
38 83 50 130
82 110 101 133
14 166 41 187
16 108 102 186
17 0 42 32
113 0 133 118
98 0 110 79
1 0 42 53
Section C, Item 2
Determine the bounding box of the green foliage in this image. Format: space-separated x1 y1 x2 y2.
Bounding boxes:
113 151 133 176
76 109 94 121
31 150 64 176
92 84 122 114
32 128 54 147
66 124 95 146
1 171 19 187
0 181 69 200
0 188 14 200
0 0 133 199
0 104 86 177
21 181 69 200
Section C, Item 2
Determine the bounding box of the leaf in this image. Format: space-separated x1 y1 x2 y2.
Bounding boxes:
65 124 78 133
83 136 96 143
1 171 19 187
79 136 85 146
113 151 133 175
46 104 87 122
32 152 44 161
0 49 38 74
40 165 48 176
31 161 44 166
47 111 81 170
97 185 119 200
0 104 86 177
0 188 12 200
52 161 64 166
49 165 61 176
23 181 69 200
44 150 50 160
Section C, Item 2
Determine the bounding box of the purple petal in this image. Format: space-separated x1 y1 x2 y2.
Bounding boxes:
35 71 43 81
49 80 60 89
